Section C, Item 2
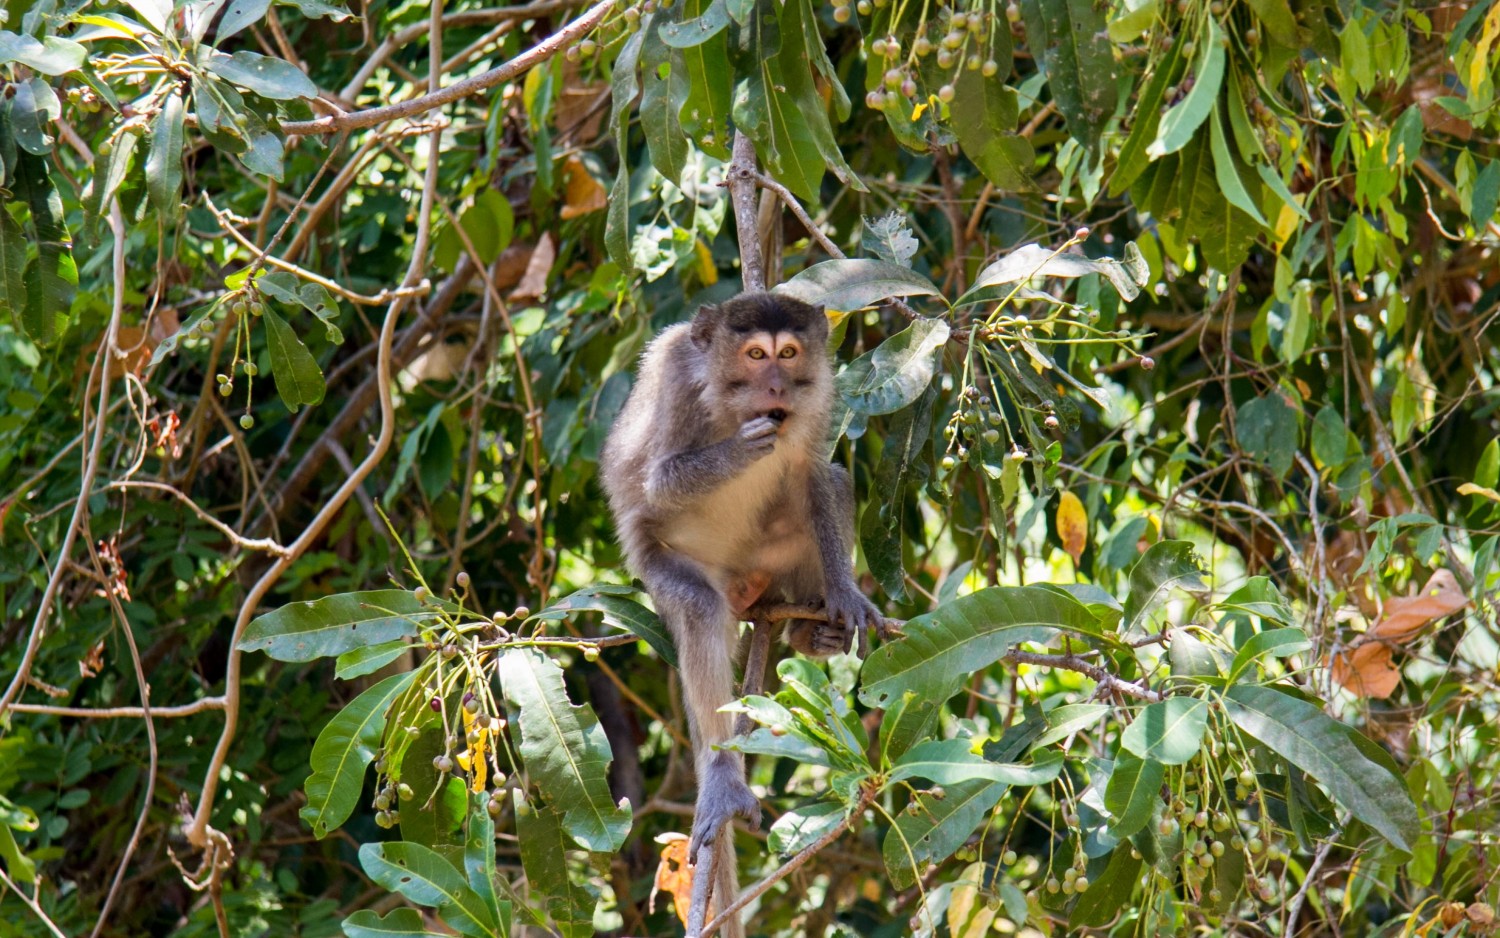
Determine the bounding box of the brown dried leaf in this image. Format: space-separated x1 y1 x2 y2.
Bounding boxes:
1370 569 1467 643
559 157 607 220
509 232 556 302
1056 490 1087 565
1329 642 1402 698
651 834 693 927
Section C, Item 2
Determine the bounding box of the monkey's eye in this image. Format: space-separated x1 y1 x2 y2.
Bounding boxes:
778 346 798 360
747 347 767 360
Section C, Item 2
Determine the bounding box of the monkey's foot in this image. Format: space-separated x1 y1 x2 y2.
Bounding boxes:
689 760 761 857
824 585 884 658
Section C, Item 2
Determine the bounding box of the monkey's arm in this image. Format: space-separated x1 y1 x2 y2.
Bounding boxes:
644 415 780 506
810 463 885 656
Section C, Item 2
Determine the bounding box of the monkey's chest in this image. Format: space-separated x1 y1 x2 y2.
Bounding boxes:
664 451 811 572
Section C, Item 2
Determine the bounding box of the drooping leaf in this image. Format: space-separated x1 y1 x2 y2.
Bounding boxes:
1235 391 1299 479
239 589 451 661
1121 697 1208 765
778 258 941 312
640 21 688 183
777 0 860 190
146 87 185 219
858 386 935 600
668 0 732 157
1028 702 1110 749
301 671 416 838
13 153 76 346
830 316 949 439
1223 684 1419 851
262 306 327 413
1105 752 1165 839
515 794 598 938
358 842 499 937
859 586 1099 709
1017 0 1117 152
207 50 319 100
217 0 274 40
496 648 631 852
1056 490 1088 565
605 29 644 267
1149 19 1226 158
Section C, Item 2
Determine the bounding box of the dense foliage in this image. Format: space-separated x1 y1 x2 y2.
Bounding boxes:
1 0 1497 935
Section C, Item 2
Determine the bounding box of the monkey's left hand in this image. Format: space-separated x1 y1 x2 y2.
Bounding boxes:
823 582 886 658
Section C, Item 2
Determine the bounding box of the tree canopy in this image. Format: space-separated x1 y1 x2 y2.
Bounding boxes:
1 0 1498 935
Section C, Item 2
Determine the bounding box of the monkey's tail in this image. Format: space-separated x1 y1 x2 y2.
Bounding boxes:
711 833 744 938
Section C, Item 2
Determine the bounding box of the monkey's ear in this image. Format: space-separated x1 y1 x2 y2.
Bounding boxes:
689 304 719 349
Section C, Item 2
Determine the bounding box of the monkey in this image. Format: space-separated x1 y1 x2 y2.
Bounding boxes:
600 292 885 933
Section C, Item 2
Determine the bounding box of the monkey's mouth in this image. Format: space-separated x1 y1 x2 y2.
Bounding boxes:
766 408 788 424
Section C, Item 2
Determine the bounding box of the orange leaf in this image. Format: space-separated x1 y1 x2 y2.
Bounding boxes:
1329 642 1402 698
1370 569 1467 643
1056 490 1087 565
651 835 694 927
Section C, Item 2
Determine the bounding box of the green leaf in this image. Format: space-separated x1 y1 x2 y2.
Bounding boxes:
1105 752 1165 839
1123 540 1206 630
1208 106 1268 226
1149 19 1225 158
300 671 416 838
1236 391 1299 479
1223 684 1419 851
882 779 1007 890
605 30 643 268
1120 697 1208 765
1245 0 1299 44
358 842 499 937
0 31 86 75
0 825 36 885
951 27 1029 190
496 648 631 852
146 88 185 219
861 212 919 268
776 0 860 190
1392 370 1421 445
1311 405 1350 468
341 908 449 938
669 0 732 157
217 0 273 41
13 153 76 346
0 200 26 325
1110 34 1186 196
858 386 935 601
262 306 327 413
1068 844 1143 926
878 691 947 765
1227 627 1310 683
239 589 450 661
960 242 1147 305
1017 0 1117 151
514 796 597 938
768 800 846 856
1471 159 1500 227
531 584 676 668
1028 702 1110 750
830 316 949 440
661 0 730 46
335 640 409 679
640 22 688 183
464 794 505 933
778 258 941 312
888 740 1064 786
1169 630 1222 678
207 50 319 100
859 586 1100 709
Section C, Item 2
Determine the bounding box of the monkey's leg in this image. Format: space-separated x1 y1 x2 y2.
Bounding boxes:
639 550 762 855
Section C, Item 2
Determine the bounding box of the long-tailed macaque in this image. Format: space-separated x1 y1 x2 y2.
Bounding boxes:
601 293 884 934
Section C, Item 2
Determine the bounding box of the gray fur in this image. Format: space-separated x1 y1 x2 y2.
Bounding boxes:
600 293 882 935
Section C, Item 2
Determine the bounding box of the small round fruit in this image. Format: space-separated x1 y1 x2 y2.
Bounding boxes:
1044 415 1060 429
1159 818 1175 835
1238 768 1255 787
514 605 531 619
1002 849 1018 865
413 585 430 603
1248 837 1265 854
373 792 391 811
578 39 597 57
243 362 258 376
434 755 454 773
463 696 480 715
833 6 851 22
218 383 232 397
941 455 957 472
884 68 902 89
1045 877 1060 893
398 783 414 799
914 36 933 56
1140 355 1156 370
1074 876 1089 892
239 415 254 430
487 796 503 817
1006 2 1020 22
872 38 888 56
865 91 884 108
938 84 955 102
982 58 998 76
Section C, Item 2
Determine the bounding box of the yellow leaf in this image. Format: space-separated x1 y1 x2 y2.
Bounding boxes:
1056 490 1087 565
695 239 718 286
651 835 694 927
457 707 490 793
559 157 607 220
1458 482 1500 503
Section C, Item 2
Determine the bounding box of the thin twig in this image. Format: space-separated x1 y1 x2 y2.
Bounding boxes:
754 171 842 259
106 482 289 555
1283 839 1334 938
0 866 68 938
8 699 223 719
283 0 614 135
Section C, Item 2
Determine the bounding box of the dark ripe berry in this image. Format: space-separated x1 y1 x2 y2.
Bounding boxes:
429 696 441 712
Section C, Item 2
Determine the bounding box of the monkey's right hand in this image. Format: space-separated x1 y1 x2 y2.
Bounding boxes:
735 415 781 462
689 755 762 857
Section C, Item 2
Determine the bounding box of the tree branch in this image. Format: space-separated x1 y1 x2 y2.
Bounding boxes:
282 0 614 135
726 132 765 292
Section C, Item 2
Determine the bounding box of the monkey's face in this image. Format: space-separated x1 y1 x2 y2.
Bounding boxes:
719 329 822 423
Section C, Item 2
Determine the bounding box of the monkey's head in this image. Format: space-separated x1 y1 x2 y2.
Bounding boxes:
690 293 831 428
